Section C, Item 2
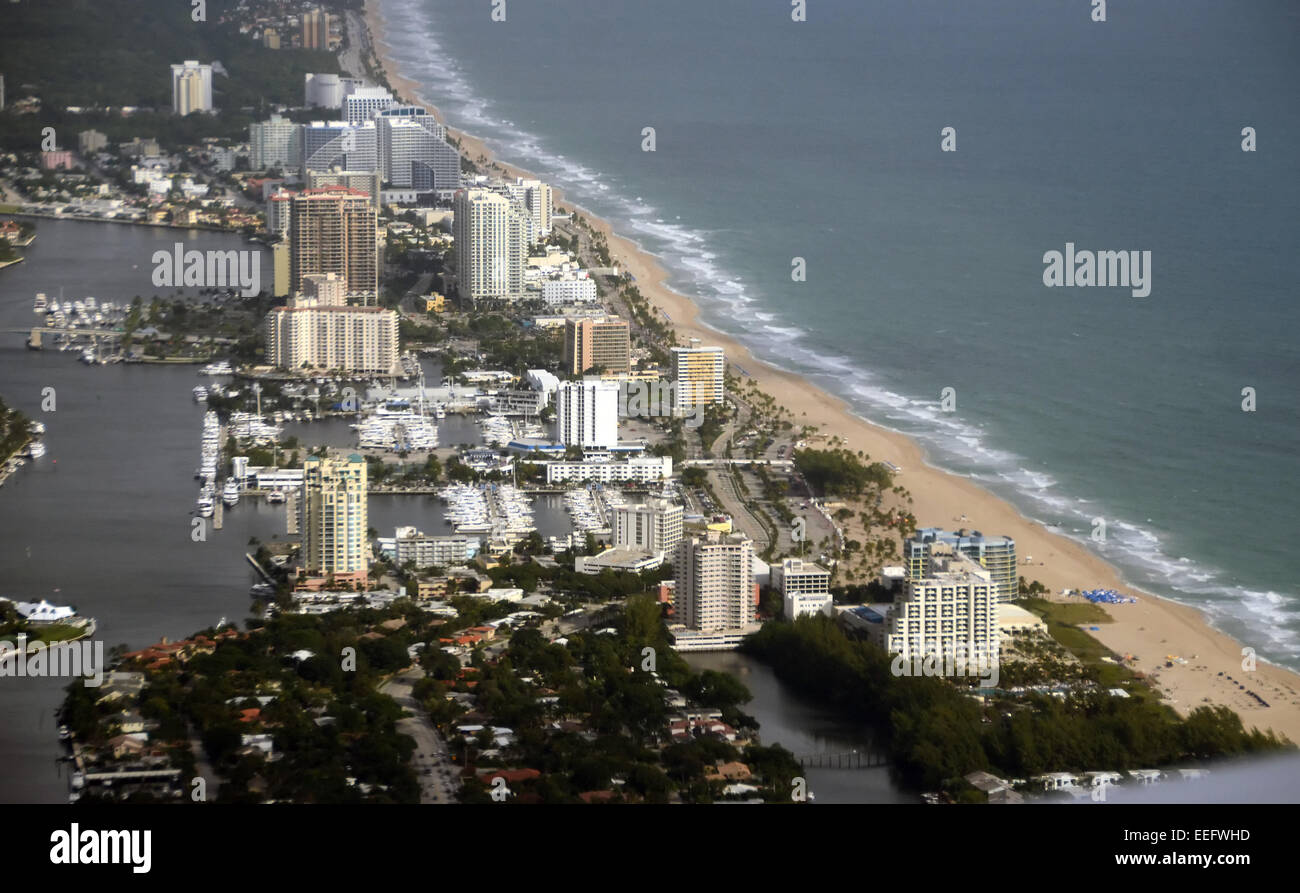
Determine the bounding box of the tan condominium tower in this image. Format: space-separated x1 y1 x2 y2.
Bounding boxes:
302 8 332 49
265 296 399 375
301 454 368 580
289 187 378 303
454 188 528 302
671 343 725 413
564 317 630 375
673 530 755 632
170 61 212 115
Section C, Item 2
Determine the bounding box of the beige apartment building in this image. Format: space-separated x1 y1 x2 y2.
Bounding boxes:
564 317 631 375
673 530 755 632
265 296 399 374
453 188 529 302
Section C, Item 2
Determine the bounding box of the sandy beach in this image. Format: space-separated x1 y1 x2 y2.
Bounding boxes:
360 0 1300 743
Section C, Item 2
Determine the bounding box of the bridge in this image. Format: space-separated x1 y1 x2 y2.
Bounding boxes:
793 750 889 770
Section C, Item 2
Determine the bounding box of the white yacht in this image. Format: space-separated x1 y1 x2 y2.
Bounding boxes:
193 385 208 403
33 293 47 314
196 485 215 517
222 478 240 506
27 442 46 459
266 489 287 504
28 421 45 435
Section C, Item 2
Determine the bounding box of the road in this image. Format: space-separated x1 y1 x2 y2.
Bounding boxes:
381 666 461 804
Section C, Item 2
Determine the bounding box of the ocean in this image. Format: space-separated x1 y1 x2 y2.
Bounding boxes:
378 0 1300 666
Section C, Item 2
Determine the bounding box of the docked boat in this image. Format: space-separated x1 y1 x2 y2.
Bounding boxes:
193 385 208 403
28 421 45 435
196 485 215 518
222 478 240 506
266 489 287 504
27 442 46 459
79 349 95 365
33 293 47 313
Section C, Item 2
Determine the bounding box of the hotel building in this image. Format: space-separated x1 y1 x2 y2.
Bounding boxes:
905 528 1018 604
555 379 619 448
564 317 631 375
301 454 369 582
886 545 999 663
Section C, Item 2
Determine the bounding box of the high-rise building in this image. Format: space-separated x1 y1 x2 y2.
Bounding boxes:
249 115 301 170
671 343 725 413
272 241 290 298
307 169 381 208
555 379 619 448
904 528 1017 604
301 121 377 174
265 296 400 374
170 61 213 115
507 178 552 239
263 28 280 49
375 111 461 196
614 499 683 557
288 187 378 303
301 455 369 580
343 87 395 125
453 188 529 302
887 545 999 661
564 317 631 375
301 8 333 50
674 530 756 632
266 191 294 239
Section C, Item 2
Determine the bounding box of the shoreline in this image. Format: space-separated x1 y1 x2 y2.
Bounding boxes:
359 0 1300 741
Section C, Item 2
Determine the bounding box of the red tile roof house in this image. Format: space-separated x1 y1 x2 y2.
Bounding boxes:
480 768 541 785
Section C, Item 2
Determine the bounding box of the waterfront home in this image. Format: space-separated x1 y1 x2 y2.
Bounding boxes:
13 599 77 623
1033 772 1080 791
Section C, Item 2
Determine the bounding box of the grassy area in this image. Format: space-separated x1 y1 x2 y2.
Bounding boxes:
1021 596 1113 626
1020 597 1154 696
0 623 88 645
